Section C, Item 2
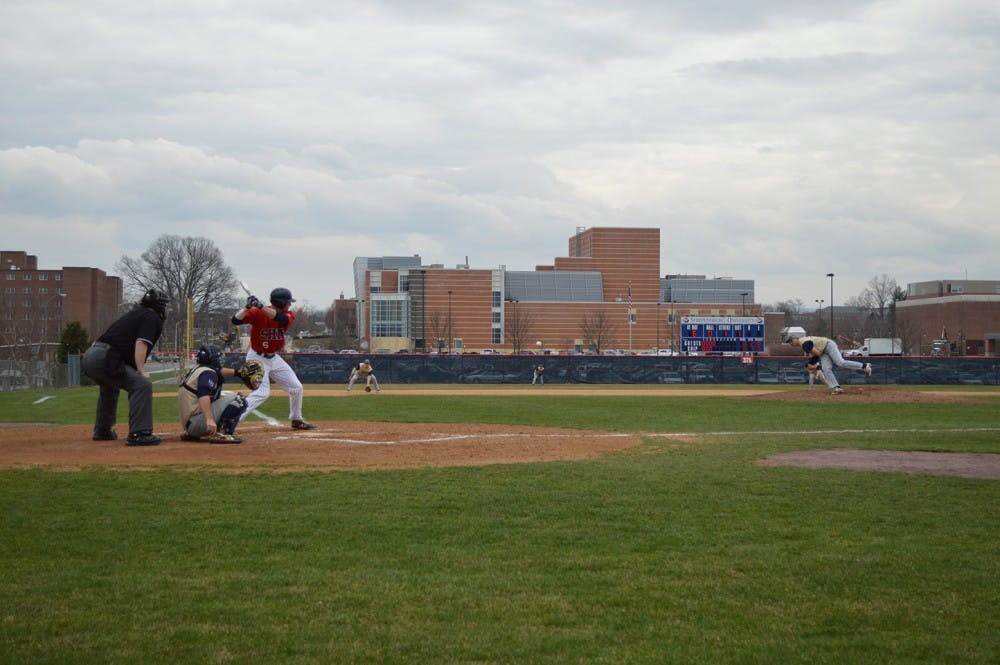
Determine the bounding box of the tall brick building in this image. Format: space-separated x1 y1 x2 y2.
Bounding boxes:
355 227 758 353
1 251 123 361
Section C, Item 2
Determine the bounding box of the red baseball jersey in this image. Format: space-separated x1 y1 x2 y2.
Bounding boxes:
244 308 295 354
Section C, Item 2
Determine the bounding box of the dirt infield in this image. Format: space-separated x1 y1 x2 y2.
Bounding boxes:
0 386 994 474
0 422 642 472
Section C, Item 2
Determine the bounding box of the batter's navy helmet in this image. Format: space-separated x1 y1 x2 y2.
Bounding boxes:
270 287 295 308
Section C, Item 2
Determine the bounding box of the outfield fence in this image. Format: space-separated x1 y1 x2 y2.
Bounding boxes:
227 353 1000 386
8 353 997 390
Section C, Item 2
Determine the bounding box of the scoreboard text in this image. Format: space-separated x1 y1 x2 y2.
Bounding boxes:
680 316 765 354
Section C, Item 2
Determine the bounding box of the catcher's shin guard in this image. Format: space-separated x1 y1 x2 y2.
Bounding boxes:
218 394 248 434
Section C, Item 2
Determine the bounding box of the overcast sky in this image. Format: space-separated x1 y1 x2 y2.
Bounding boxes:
2 0 997 311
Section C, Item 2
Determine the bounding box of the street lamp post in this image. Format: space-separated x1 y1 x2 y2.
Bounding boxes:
447 290 453 354
826 273 835 339
815 299 825 334
507 298 518 353
40 292 66 362
656 302 661 352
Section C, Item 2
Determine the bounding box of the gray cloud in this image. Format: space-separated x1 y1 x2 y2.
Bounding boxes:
1 0 997 308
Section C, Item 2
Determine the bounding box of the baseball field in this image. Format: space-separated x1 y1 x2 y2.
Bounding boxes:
1 383 999 663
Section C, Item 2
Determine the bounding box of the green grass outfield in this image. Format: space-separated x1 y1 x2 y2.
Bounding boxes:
1 385 999 664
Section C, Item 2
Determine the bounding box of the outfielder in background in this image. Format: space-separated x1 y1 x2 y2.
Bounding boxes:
178 344 252 443
532 364 545 385
787 332 873 395
82 288 169 446
346 359 381 393
232 287 317 429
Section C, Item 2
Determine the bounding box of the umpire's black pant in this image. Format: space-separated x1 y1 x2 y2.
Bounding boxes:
82 342 155 436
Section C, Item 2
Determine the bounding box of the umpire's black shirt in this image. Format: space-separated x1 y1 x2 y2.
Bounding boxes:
97 308 164 368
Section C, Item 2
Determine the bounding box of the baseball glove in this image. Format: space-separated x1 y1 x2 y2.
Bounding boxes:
235 359 265 390
364 385 372 393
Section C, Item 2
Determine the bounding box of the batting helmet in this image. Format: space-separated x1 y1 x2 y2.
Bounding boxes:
196 344 224 369
270 287 295 308
140 288 170 319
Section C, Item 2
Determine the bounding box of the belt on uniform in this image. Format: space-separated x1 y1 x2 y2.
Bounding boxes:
92 342 110 348
260 353 276 359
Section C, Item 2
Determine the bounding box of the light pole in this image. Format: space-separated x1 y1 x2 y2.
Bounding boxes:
815 299 825 335
826 273 835 339
506 298 518 353
447 290 453 354
740 292 748 316
174 319 184 355
40 292 66 362
656 302 661 352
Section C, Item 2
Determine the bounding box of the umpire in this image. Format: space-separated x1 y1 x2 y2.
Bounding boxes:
82 288 169 446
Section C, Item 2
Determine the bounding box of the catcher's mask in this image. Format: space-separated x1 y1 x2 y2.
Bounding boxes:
140 288 170 319
270 287 295 308
196 344 224 369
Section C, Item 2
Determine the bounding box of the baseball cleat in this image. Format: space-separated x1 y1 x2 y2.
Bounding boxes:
92 429 118 441
863 363 873 377
291 419 317 430
831 387 844 395
208 432 242 444
125 431 161 446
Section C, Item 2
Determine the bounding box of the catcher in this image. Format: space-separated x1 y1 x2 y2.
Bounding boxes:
178 344 261 443
346 359 381 393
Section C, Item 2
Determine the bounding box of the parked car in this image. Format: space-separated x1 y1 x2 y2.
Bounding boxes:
657 371 684 384
460 370 520 384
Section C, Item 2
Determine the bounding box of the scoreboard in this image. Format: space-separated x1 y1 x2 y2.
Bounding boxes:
680 316 765 354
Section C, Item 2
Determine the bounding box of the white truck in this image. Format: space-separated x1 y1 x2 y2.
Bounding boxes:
844 337 903 356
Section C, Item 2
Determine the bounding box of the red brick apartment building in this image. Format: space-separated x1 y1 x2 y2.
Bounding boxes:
355 227 759 353
1 251 123 361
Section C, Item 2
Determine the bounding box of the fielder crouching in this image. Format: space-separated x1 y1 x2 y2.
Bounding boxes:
178 344 248 443
346 359 381 393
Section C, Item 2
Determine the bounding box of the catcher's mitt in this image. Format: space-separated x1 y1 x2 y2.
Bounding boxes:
364 385 372 393
235 359 265 390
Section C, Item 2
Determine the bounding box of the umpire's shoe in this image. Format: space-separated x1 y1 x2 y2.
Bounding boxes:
291 419 317 430
126 431 162 446
92 429 118 441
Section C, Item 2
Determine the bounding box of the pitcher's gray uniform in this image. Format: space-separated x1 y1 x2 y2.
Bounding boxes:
787 334 872 394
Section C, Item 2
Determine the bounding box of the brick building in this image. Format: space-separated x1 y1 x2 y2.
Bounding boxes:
897 280 1000 355
1 251 123 361
355 228 759 353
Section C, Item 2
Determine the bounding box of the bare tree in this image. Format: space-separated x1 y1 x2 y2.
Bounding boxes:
325 303 356 351
893 308 921 355
763 299 805 325
504 301 536 353
116 235 238 349
853 274 899 336
580 309 620 353
426 311 448 352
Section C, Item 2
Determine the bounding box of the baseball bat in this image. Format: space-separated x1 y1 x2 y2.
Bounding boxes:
239 280 253 297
